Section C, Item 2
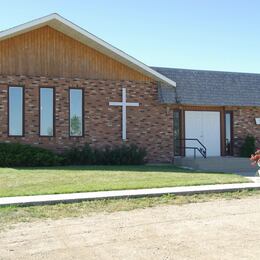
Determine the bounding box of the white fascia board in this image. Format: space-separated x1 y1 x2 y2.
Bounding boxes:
0 14 57 39
0 13 176 87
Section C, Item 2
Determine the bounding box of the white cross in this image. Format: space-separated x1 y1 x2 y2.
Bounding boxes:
109 88 139 140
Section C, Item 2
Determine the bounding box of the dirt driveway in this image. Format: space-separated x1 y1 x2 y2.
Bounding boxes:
1 196 260 260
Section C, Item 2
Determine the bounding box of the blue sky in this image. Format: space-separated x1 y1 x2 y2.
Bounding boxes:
1 0 260 73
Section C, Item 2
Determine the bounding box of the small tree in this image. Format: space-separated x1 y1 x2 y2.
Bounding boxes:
240 135 256 157
70 115 82 136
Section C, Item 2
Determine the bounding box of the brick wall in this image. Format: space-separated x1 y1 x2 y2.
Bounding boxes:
233 107 260 155
0 75 174 162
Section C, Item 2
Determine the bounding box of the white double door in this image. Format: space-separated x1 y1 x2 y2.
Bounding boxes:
185 111 221 157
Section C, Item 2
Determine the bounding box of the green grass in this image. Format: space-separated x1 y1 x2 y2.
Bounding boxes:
1 190 260 228
0 165 248 197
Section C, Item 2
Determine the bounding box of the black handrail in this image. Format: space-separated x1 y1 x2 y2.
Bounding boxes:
175 138 207 158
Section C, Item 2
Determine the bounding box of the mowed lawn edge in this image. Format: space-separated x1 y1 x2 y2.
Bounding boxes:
1 191 260 228
0 165 248 197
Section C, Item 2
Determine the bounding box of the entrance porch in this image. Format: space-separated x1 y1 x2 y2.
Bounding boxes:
173 107 233 158
174 156 255 175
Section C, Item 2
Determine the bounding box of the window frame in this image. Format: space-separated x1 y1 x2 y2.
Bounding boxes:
173 110 181 156
69 87 84 137
39 86 55 137
8 85 25 137
224 111 234 156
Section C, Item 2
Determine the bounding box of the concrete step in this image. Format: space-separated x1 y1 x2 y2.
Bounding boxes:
174 157 257 174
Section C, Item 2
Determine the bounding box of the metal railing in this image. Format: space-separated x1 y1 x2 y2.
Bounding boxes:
175 138 207 158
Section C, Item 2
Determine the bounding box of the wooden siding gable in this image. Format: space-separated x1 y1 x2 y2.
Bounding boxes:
0 26 151 81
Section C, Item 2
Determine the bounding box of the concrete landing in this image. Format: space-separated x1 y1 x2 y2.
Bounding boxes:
174 156 256 174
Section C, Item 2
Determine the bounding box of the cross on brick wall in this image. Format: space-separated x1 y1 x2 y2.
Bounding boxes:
109 88 139 140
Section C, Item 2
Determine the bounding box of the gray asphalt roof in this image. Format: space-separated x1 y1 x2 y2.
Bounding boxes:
152 67 260 106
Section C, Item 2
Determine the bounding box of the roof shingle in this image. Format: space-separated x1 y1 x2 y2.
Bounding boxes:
153 67 260 107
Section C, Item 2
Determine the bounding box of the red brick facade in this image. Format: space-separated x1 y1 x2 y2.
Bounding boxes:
233 107 260 155
0 75 259 162
0 75 174 162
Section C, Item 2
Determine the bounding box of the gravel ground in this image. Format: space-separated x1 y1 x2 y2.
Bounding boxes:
1 196 260 260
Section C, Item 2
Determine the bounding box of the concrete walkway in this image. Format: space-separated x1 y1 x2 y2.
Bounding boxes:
1 181 260 207
246 176 260 183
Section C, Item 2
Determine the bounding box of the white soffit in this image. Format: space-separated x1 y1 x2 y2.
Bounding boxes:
0 13 176 87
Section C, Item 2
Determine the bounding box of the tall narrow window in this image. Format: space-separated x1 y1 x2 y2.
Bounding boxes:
69 89 83 136
40 88 54 136
173 110 181 156
8 86 23 136
225 111 233 156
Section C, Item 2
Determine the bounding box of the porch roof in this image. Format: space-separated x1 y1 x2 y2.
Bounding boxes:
154 67 260 107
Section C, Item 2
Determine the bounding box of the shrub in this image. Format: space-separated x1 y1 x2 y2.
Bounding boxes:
0 142 63 167
62 144 95 165
240 135 256 157
63 143 147 165
0 142 147 167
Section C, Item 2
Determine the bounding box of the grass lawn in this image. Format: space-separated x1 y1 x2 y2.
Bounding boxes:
0 165 248 197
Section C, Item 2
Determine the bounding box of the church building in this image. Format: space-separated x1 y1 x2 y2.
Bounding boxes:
0 14 259 162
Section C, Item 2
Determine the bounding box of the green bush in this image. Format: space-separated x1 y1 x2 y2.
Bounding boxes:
240 135 256 157
0 142 63 167
62 144 95 165
63 143 147 165
0 142 147 167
